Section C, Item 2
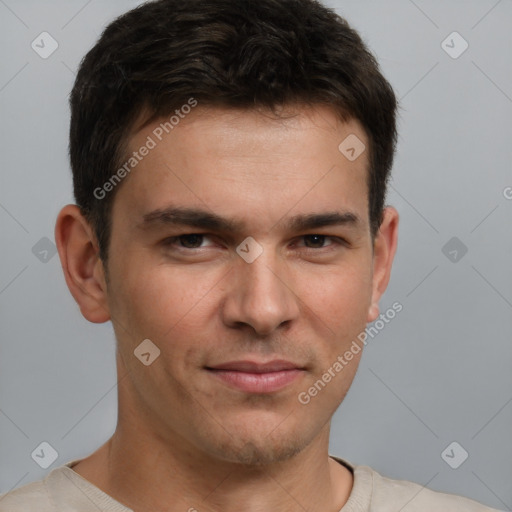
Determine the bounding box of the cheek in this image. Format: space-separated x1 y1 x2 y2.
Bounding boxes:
297 262 373 336
108 262 224 390
110 257 225 342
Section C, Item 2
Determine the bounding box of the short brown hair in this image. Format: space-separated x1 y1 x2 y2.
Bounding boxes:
69 0 398 262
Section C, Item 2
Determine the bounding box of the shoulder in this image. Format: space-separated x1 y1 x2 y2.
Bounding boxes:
0 477 54 512
0 459 84 512
355 463 500 511
330 456 500 511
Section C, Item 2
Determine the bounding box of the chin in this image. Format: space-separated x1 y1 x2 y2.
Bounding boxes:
200 416 314 466
214 438 306 466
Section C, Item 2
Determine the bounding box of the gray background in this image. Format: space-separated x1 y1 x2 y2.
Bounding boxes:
0 0 510 509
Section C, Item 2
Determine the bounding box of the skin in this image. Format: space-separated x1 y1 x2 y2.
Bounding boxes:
55 105 398 512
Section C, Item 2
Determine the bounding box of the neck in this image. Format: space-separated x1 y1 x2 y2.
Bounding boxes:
71 366 353 512
72 422 353 512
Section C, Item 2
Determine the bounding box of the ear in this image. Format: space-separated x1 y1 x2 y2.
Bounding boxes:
54 204 110 323
367 206 399 322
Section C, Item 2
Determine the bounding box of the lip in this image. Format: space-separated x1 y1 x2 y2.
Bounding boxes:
208 359 302 373
206 360 305 393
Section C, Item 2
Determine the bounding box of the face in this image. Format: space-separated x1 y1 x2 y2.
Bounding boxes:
96 105 395 465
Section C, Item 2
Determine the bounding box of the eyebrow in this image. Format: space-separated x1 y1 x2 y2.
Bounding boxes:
139 206 360 233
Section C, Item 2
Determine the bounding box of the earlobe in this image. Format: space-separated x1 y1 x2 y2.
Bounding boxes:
367 207 399 323
367 303 380 323
54 204 111 323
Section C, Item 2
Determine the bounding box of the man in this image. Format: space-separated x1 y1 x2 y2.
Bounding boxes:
0 0 500 510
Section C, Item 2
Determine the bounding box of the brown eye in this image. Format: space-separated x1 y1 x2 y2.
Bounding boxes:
178 234 204 248
303 235 327 248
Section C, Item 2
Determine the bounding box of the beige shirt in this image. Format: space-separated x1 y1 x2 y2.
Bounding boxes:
0 455 501 511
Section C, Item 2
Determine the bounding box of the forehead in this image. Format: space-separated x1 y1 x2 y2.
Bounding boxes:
112 105 370 233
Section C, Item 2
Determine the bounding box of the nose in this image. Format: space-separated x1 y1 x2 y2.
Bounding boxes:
221 248 300 336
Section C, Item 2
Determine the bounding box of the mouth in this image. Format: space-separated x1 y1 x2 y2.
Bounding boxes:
205 360 306 393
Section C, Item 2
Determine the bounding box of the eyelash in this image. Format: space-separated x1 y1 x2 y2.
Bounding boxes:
161 233 347 251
